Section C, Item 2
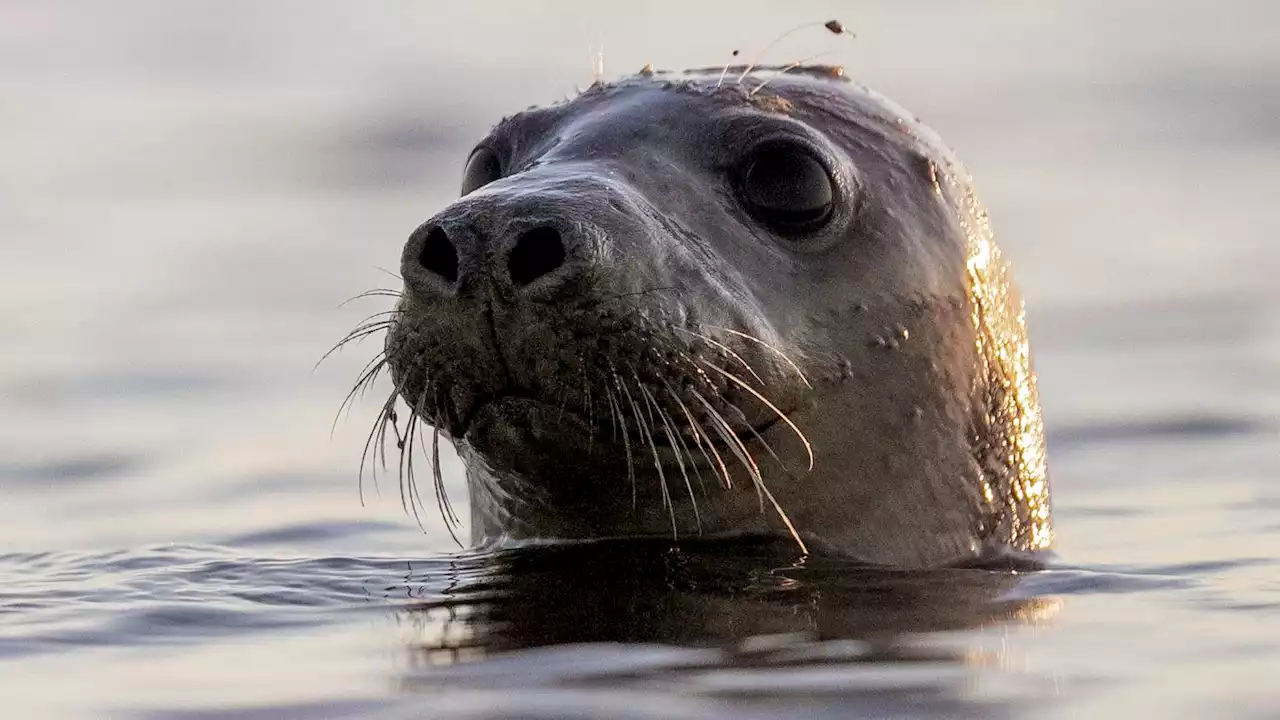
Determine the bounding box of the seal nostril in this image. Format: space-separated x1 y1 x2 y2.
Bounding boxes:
419 226 459 284
508 226 566 287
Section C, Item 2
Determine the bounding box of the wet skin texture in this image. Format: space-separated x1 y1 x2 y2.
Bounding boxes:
383 66 1052 568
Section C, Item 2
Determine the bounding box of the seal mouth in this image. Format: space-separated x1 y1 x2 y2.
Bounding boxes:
453 391 578 439
455 390 788 455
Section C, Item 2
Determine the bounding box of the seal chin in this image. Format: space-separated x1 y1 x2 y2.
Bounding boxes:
463 396 599 469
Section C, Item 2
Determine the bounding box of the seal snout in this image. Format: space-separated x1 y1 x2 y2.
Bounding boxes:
406 221 571 295
401 191 595 302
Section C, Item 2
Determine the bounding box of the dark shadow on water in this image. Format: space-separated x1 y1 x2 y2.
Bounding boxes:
391 538 1062 717
403 538 1049 654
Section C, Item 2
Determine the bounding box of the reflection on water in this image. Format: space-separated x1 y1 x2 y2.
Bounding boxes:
400 540 1053 663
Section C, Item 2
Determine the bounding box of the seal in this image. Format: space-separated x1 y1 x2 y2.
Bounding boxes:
356 65 1052 568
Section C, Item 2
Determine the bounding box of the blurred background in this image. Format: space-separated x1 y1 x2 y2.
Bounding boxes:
1 2 1277 718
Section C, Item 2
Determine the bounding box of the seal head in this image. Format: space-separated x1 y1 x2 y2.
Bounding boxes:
380 67 1052 568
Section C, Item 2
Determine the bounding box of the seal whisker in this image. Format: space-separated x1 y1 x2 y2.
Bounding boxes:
700 361 815 471
359 378 406 507
724 398 792 474
665 350 741 491
714 48 742 89
329 325 392 353
622 371 665 507
430 402 463 546
618 376 674 536
349 309 399 326
690 388 764 507
736 18 854 86
340 313 398 341
333 322 394 345
597 286 679 302
332 353 386 425
673 327 765 386
398 398 423 526
580 363 596 456
316 321 395 370
748 51 836 97
373 266 402 282
591 39 605 84
669 349 766 491
661 401 707 497
692 388 808 554
705 326 812 389
316 322 396 370
378 404 399 477
409 392 444 532
553 381 569 425
340 319 396 339
431 386 462 530
334 315 396 337
606 372 638 508
360 384 394 479
338 288 402 308
662 378 730 492
638 378 702 534
657 379 711 495
332 353 387 437
604 385 621 444
356 393 387 506
694 414 736 491
350 351 389 389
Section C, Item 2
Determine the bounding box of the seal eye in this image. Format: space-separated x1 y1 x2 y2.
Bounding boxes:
738 144 834 234
460 147 502 196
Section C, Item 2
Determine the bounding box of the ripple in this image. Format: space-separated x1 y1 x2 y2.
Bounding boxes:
220 520 410 548
141 698 397 720
0 544 469 658
1008 556 1276 598
1048 415 1275 450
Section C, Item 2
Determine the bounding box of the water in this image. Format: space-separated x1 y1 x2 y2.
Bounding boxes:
2 2 1278 717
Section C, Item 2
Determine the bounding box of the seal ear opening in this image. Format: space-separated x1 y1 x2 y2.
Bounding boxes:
735 142 835 236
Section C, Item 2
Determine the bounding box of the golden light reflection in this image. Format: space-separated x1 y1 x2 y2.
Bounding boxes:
1010 596 1065 626
401 603 492 668
950 170 1055 553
